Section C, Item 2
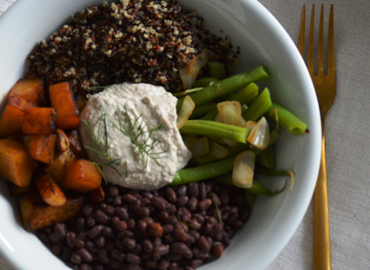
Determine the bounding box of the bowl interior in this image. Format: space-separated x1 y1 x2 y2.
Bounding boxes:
0 0 321 269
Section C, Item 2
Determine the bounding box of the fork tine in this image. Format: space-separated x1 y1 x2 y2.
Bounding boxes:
307 4 315 74
317 4 324 74
327 5 335 72
298 5 306 58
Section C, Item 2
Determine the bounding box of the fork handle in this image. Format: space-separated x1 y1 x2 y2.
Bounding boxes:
313 133 332 270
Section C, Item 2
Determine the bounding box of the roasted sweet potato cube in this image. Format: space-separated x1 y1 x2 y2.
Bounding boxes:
7 182 32 196
49 82 80 130
20 192 83 231
56 129 70 152
24 134 56 164
44 148 76 188
0 96 37 137
22 107 56 135
67 129 87 158
64 159 102 193
0 137 33 187
36 174 66 206
8 78 44 106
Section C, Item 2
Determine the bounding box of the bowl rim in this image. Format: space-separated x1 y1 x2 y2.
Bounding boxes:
0 0 322 269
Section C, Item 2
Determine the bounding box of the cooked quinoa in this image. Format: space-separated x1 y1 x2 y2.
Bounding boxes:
28 0 238 95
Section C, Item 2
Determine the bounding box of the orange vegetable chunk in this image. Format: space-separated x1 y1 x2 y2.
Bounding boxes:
36 174 66 206
22 107 56 135
67 129 87 158
20 192 83 231
56 129 70 152
65 159 102 193
0 137 33 187
8 78 44 106
0 96 37 137
49 82 80 130
24 134 56 164
44 148 76 188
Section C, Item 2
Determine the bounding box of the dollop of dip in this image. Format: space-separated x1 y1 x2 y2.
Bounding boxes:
80 83 191 190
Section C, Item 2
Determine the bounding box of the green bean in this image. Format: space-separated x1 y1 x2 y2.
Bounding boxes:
192 77 219 88
190 65 270 106
266 102 307 135
190 102 217 119
199 82 259 120
242 87 272 121
180 120 249 144
260 145 275 169
208 61 226 80
215 173 288 196
170 155 236 186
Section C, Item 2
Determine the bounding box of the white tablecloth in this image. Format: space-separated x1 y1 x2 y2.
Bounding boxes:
1 0 370 269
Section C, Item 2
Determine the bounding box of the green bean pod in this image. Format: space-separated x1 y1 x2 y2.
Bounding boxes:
260 145 275 169
190 65 270 106
208 61 226 80
192 77 219 88
266 102 307 135
242 87 272 121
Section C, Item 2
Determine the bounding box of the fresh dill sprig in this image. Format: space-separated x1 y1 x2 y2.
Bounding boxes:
83 114 122 184
211 192 223 224
105 106 167 168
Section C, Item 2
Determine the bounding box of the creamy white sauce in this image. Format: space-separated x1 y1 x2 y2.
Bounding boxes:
79 83 191 191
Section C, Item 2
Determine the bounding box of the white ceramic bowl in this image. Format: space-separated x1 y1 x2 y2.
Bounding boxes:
0 0 321 269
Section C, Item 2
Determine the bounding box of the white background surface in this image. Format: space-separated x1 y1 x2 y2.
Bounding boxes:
0 0 369 269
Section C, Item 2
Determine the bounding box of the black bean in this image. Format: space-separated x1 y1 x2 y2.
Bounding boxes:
79 264 92 270
171 242 188 254
158 259 170 269
177 207 191 222
85 241 97 254
169 262 180 270
112 196 122 206
137 207 150 218
153 238 162 247
167 204 177 215
197 236 211 253
94 210 109 225
145 261 158 269
167 215 178 225
199 183 207 200
158 210 169 221
95 265 104 270
76 248 93 263
188 219 202 230
95 235 106 247
141 197 151 206
126 264 141 270
188 230 200 241
102 204 115 217
149 223 163 238
116 207 129 221
106 239 115 251
70 253 81 265
198 199 212 211
66 232 76 248
192 214 205 225
212 242 224 257
188 197 198 212
141 251 152 260
83 204 94 217
233 220 244 230
162 224 174 235
131 243 142 254
151 197 166 211
87 225 104 239
155 245 169 256
219 190 229 205
127 219 136 230
126 253 140 264
187 183 199 198
119 230 134 239
176 185 187 197
142 217 153 225
123 194 138 204
123 238 136 250
76 218 85 233
98 249 109 264
173 227 188 242
52 243 64 256
62 247 72 262
111 249 126 261
112 217 127 231
102 226 114 238
188 258 203 268
239 207 250 223
86 217 96 228
176 196 189 207
142 239 153 253
165 187 177 203
108 185 119 198
211 193 221 207
141 191 154 199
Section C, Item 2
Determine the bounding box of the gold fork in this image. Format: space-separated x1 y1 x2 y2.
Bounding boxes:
298 4 336 270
